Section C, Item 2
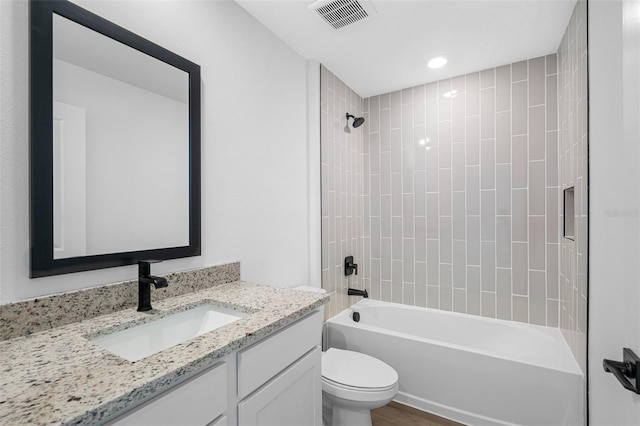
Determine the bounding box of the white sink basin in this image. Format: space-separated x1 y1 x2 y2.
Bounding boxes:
91 304 247 361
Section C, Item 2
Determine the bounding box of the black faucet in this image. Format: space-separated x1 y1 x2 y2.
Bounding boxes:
348 288 368 298
137 260 168 312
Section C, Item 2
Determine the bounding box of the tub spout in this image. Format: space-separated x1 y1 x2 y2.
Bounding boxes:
348 288 368 298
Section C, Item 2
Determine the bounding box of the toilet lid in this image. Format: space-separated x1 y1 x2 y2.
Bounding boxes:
322 348 398 389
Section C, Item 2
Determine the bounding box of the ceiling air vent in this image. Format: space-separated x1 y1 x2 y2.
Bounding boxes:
308 0 377 30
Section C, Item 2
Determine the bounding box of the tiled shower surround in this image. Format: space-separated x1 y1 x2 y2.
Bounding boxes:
558 0 588 373
360 55 560 325
322 56 561 324
320 66 364 320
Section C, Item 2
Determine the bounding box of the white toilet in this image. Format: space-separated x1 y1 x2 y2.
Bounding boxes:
321 348 399 426
293 286 399 426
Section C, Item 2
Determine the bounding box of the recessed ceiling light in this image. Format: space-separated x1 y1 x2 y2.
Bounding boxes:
427 56 447 69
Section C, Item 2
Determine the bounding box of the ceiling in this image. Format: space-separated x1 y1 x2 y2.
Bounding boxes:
236 0 577 98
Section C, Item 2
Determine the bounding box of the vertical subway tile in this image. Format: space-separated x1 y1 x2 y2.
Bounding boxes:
481 68 495 88
481 292 496 318
440 217 453 264
381 238 392 280
546 74 558 130
529 270 546 325
439 170 452 216
481 190 496 241
496 164 511 215
496 64 511 112
452 93 466 143
426 193 439 239
403 283 415 306
452 192 466 240
439 79 452 121
440 265 453 311
466 115 480 166
392 216 403 260
426 147 439 192
391 172 402 216
403 239 415 283
439 121 452 168
390 278 401 304
453 240 466 289
427 285 440 309
390 129 402 172
496 217 512 268
380 92 390 109
415 216 426 262
381 195 391 237
529 106 546 160
467 266 481 315
380 109 391 152
453 289 467 314
467 216 481 266
529 161 545 215
481 139 496 189
512 189 528 241
512 81 528 135
512 242 529 294
480 88 496 138
415 170 426 216
380 152 391 194
466 72 480 116
481 242 496 292
426 98 438 123
415 261 427 287
390 91 402 129
403 149 414 193
402 87 413 104
426 82 438 100
547 188 559 243
403 194 414 238
452 143 466 191
529 217 546 270
512 135 528 188
414 84 426 126
402 103 414 149
392 259 403 288
370 95 380 132
528 56 546 106
496 111 511 164
547 131 558 186
466 166 480 215
427 240 439 285
547 243 559 299
415 126 427 171
547 299 559 327
513 295 529 323
512 60 528 81
497 268 512 320
546 53 558 75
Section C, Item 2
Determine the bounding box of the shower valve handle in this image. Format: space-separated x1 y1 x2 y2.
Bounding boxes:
345 256 358 276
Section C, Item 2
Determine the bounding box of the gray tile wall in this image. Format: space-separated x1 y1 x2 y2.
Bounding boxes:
320 66 364 320
362 55 560 326
558 0 588 373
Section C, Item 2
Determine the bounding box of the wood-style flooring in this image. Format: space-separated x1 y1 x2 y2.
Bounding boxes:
371 401 465 426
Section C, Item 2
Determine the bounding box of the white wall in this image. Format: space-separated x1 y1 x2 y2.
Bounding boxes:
589 0 640 423
0 0 310 303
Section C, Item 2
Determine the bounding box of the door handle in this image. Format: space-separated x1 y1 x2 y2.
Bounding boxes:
603 348 640 394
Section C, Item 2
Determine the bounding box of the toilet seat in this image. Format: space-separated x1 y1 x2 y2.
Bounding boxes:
321 348 399 402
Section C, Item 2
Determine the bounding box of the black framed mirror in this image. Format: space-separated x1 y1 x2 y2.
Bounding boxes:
30 0 201 278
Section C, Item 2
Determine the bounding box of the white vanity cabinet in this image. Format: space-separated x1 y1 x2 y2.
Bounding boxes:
237 311 322 426
104 311 322 426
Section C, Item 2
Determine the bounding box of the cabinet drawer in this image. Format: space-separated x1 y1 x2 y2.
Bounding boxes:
237 311 321 399
108 362 227 426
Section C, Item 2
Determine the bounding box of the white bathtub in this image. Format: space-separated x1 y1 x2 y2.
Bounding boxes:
326 299 584 426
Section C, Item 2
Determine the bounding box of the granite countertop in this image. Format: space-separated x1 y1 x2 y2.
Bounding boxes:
0 281 328 425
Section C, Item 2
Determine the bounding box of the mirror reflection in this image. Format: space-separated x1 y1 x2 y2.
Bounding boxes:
52 14 190 259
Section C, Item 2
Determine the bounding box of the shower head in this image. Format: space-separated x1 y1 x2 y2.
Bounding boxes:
346 113 366 129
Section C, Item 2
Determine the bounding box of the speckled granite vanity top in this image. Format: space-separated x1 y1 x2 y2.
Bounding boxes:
0 281 328 425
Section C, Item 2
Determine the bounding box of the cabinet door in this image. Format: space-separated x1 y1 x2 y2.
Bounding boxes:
238 347 321 426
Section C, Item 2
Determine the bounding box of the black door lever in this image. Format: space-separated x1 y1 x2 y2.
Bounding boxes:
603 348 640 394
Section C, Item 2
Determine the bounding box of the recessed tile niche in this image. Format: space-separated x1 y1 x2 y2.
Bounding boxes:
563 187 575 240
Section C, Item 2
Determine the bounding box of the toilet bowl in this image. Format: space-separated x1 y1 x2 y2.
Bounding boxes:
292 286 398 426
321 348 399 426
